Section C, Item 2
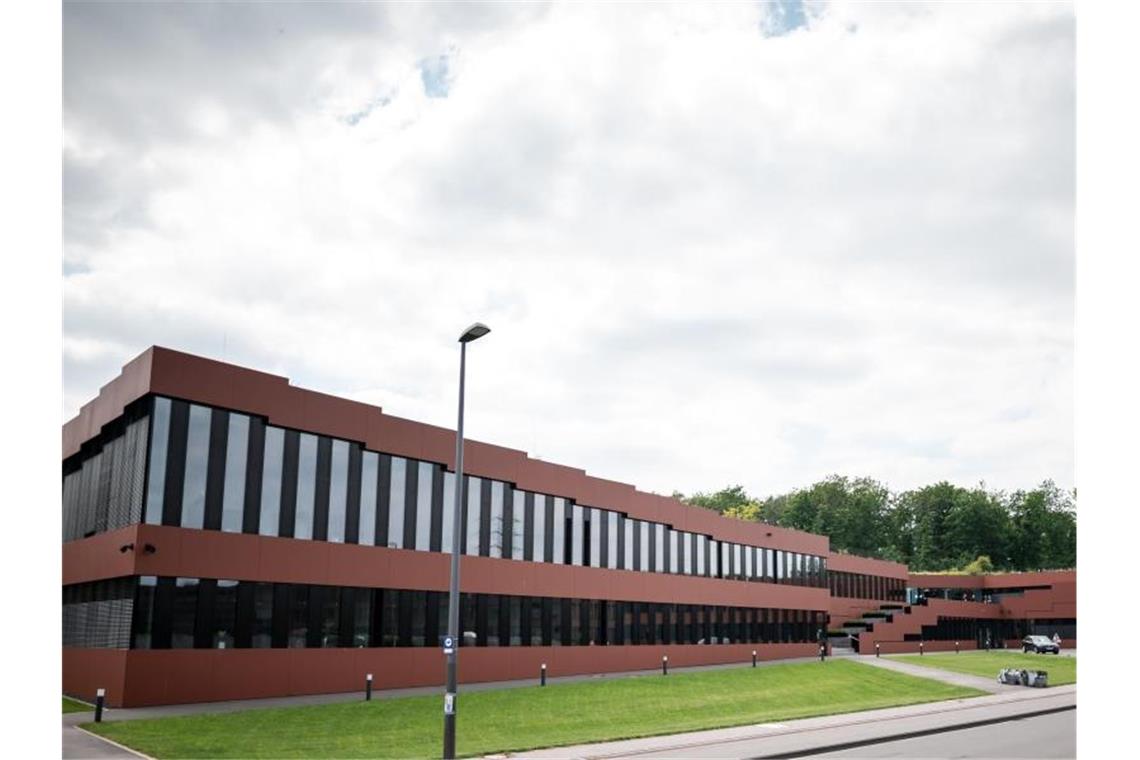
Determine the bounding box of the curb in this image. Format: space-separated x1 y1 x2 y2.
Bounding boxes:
72 725 155 759
754 703 1075 758
545 688 1075 759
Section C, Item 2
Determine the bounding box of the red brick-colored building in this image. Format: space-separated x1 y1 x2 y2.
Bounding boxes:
62 347 1076 706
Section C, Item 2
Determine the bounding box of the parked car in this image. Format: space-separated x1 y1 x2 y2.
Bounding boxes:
1022 635 1060 654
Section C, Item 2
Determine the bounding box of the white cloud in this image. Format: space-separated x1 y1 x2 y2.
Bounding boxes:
63 1 1074 497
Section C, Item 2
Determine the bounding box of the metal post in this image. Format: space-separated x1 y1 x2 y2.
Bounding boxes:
662 656 668 676
541 663 547 686
94 688 105 723
752 650 757 668
443 341 467 760
876 642 880 657
366 673 372 701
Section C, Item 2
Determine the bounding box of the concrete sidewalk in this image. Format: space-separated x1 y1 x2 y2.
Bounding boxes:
63 724 147 759
511 685 1076 759
858 654 1012 693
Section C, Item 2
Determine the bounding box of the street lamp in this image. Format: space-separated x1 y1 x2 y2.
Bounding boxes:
443 322 490 760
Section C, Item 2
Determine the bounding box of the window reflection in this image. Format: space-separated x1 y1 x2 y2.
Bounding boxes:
252 582 274 648
465 476 481 556
328 440 349 543
551 498 566 564
214 580 238 648
622 517 634 570
293 434 318 540
606 512 618 569
144 398 171 524
533 493 546 562
416 461 433 551
359 452 378 546
171 577 199 648
388 457 406 548
511 490 525 560
442 471 456 554
259 427 284 536
221 414 249 533
490 481 505 558
180 405 211 529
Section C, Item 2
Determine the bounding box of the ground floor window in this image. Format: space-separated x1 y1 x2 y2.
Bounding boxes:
64 577 827 650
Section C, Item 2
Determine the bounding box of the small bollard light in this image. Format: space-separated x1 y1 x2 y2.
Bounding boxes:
920 641 924 656
875 642 881 658
955 641 960 654
540 663 547 687
752 650 757 668
94 687 105 723
662 655 668 676
820 644 825 662
366 673 373 701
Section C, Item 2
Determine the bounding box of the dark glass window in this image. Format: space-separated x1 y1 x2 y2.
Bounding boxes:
171 577 199 648
214 580 238 648
132 576 157 649
409 590 427 647
380 589 398 646
486 595 500 646
530 597 544 646
509 596 522 645
288 585 309 648
352 589 371 647
319 587 340 647
250 582 274 648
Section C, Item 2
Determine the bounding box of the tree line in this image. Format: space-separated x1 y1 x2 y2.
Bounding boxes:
674 477 1075 573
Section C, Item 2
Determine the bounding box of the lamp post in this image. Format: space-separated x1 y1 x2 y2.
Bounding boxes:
443 323 490 760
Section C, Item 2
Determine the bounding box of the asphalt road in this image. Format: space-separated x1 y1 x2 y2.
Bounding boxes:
809 709 1076 759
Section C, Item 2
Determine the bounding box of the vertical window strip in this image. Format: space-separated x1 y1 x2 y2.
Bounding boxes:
465 476 482 556
328 440 349 543
490 481 505 558
179 405 211 529
259 427 284 536
511 490 525 560
442 471 456 554
144 397 171 524
294 434 318 540
221 414 249 533
416 462 433 551
387 457 406 549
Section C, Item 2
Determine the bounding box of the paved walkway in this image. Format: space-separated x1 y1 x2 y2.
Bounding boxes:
512 686 1076 759
63 724 146 759
858 654 1012 693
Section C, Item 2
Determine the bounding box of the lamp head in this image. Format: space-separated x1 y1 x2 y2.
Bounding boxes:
458 323 491 343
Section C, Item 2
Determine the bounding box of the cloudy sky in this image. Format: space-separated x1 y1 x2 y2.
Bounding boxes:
63 1 1074 499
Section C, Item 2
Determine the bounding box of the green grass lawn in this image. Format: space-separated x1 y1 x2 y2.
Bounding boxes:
85 659 983 759
891 651 1076 686
63 696 91 714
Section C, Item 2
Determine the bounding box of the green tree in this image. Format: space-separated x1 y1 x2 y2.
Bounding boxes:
679 485 755 515
896 482 961 571
679 477 1074 573
943 485 1011 570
